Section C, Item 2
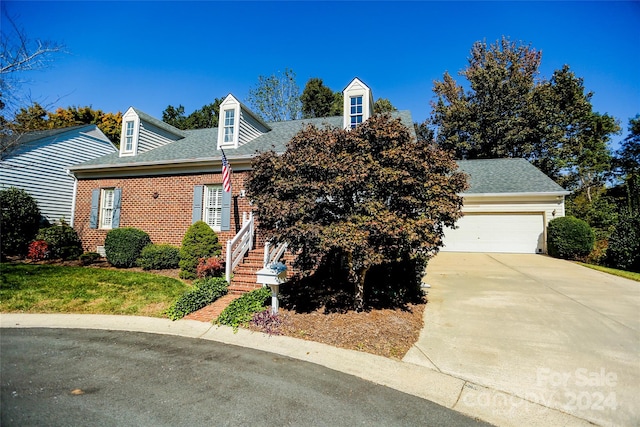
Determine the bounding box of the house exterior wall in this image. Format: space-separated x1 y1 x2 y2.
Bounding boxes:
461 194 566 223
0 128 115 223
74 171 256 255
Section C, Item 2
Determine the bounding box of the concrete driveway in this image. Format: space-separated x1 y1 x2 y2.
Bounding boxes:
404 253 640 427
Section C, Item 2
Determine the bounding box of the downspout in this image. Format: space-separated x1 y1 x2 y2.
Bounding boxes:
67 169 78 227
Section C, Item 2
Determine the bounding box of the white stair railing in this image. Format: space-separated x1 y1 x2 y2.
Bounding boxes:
225 212 254 283
263 240 288 268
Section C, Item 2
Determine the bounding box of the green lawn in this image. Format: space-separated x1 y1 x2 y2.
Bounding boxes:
577 263 640 282
0 263 190 317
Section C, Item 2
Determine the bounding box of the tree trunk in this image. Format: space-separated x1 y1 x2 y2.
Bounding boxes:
346 252 369 312
353 267 369 312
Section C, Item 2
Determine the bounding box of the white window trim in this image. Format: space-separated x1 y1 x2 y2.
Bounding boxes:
119 108 140 156
203 184 223 232
99 188 115 229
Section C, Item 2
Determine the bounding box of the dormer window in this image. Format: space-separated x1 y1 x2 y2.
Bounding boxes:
343 78 373 129
119 107 140 157
350 96 363 128
223 109 235 143
217 94 271 149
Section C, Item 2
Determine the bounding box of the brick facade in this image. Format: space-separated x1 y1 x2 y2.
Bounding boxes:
74 170 259 255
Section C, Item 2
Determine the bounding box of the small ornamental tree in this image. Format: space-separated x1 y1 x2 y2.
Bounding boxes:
179 221 222 279
0 187 42 257
247 114 468 311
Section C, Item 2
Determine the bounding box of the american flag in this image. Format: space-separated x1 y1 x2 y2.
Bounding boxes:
221 149 232 193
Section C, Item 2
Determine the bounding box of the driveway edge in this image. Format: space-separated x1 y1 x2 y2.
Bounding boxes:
1 313 593 426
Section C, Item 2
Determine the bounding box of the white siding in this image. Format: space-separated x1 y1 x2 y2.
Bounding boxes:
238 110 268 146
137 120 181 153
0 128 116 223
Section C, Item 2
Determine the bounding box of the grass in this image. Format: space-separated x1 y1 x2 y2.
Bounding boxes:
0 263 190 317
577 263 640 282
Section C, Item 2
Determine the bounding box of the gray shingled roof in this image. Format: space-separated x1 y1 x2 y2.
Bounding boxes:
457 158 568 195
71 111 415 169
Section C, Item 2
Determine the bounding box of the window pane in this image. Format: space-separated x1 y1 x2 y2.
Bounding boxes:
203 185 223 229
100 188 115 228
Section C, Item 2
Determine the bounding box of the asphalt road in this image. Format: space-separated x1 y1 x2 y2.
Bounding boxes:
1 328 491 427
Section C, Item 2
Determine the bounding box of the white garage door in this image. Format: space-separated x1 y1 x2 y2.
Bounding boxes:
442 213 544 254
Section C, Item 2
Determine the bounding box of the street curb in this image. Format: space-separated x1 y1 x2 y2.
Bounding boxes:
1 313 593 426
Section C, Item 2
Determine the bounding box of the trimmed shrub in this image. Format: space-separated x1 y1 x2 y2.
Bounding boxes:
104 227 152 268
27 240 50 261
80 252 102 265
0 187 42 257
196 256 224 278
137 244 180 270
36 222 83 260
165 277 228 320
216 287 271 331
179 221 221 279
547 216 595 260
606 213 640 272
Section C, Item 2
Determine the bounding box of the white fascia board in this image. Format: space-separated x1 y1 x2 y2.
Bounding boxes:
69 154 255 176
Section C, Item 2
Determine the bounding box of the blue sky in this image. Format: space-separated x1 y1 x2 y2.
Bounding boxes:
4 1 640 150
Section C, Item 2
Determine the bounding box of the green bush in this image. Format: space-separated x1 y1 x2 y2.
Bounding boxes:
179 221 221 279
36 222 83 260
0 187 42 257
606 213 640 273
104 227 152 268
547 216 595 260
165 277 228 320
80 252 102 265
216 287 271 331
137 244 180 270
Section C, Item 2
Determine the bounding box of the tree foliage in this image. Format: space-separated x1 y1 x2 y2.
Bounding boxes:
301 78 336 119
247 114 467 311
432 37 542 160
247 68 301 122
431 37 620 207
162 99 223 130
617 115 640 212
0 187 42 257
373 98 397 113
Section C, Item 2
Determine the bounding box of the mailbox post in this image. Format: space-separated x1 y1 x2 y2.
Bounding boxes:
256 262 287 314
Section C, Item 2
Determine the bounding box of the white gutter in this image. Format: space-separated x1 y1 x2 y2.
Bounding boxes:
460 191 570 198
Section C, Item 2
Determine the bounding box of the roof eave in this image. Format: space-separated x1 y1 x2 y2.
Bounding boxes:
461 191 571 198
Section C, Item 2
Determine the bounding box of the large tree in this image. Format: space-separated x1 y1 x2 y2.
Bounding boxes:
430 37 620 196
162 99 223 130
301 77 336 118
432 37 542 160
617 115 640 212
247 68 301 122
247 114 467 311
